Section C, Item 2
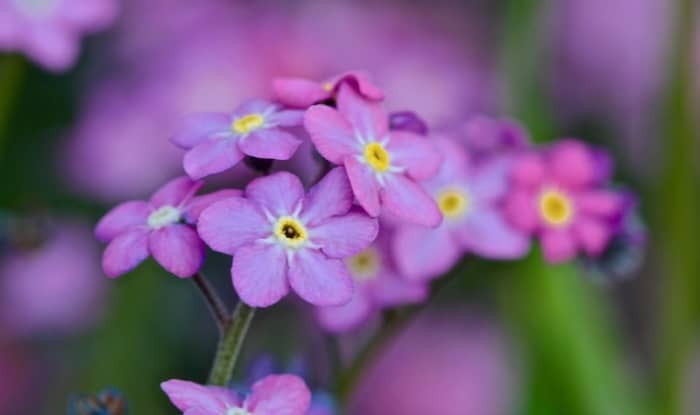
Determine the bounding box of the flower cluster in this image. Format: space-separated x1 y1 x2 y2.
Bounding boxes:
93 70 643 413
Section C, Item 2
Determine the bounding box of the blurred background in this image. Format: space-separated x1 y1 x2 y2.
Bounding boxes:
0 0 698 414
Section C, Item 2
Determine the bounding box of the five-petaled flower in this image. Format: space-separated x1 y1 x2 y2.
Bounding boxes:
161 374 311 415
95 176 239 278
273 70 384 109
171 99 304 180
198 169 378 307
504 139 626 263
304 83 443 226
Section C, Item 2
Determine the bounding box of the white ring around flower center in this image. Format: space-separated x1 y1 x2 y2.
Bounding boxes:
147 205 181 229
227 407 253 415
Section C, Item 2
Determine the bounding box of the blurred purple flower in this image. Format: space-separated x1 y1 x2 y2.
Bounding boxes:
198 169 378 307
305 84 442 226
171 100 304 179
95 176 239 278
388 111 429 136
0 0 118 71
316 231 428 333
162 374 311 415
393 137 530 281
504 139 626 263
273 71 384 109
457 115 530 163
0 221 105 335
348 310 517 415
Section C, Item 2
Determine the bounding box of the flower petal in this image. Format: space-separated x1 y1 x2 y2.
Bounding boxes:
148 225 204 278
511 152 545 188
198 197 269 255
576 190 626 218
95 201 149 242
549 139 600 188
300 167 353 226
344 157 381 217
573 216 613 257
380 175 442 227
334 71 385 101
248 374 312 415
268 110 305 127
102 229 149 278
151 176 203 207
540 228 578 263
183 189 242 223
171 113 231 149
336 83 388 139
504 189 539 233
161 380 237 413
273 77 329 108
367 272 429 306
236 99 276 116
245 172 304 216
392 225 460 280
310 212 378 259
386 131 441 180
288 249 353 306
184 139 245 180
458 209 531 259
239 129 302 160
232 243 289 307
304 104 358 164
317 290 374 333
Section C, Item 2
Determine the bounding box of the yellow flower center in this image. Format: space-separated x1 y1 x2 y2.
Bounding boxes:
538 189 574 226
437 189 469 219
232 113 264 134
346 248 381 281
274 216 308 248
364 142 391 172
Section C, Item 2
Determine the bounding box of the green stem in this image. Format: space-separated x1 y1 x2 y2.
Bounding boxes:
0 54 26 160
192 272 230 333
207 302 256 386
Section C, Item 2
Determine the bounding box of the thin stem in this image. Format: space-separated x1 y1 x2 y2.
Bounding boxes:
192 272 230 332
207 302 256 386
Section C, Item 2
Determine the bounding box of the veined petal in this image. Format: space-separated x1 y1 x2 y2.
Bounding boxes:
171 113 231 149
198 197 269 255
311 213 378 259
239 129 302 160
151 176 203 207
380 175 442 227
248 375 312 415
386 131 442 180
288 249 353 306
184 139 245 180
245 172 305 216
232 243 289 308
304 105 358 164
148 225 204 278
95 200 149 242
336 83 388 139
102 229 149 278
344 157 381 217
300 167 354 226
273 77 329 108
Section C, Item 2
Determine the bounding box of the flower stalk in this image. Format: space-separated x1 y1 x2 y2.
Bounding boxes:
191 272 230 332
207 301 256 386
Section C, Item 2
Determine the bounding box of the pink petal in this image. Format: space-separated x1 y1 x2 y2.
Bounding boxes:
311 212 378 258
150 176 203 208
504 190 539 233
25 24 79 72
161 380 237 413
183 189 242 223
102 229 149 278
334 71 385 101
60 0 118 29
459 209 531 259
273 78 329 108
540 229 578 263
393 225 460 280
469 158 512 202
344 157 381 217
238 129 302 160
549 139 598 188
386 131 442 180
95 200 149 242
576 190 626 218
248 374 312 415
317 290 374 333
197 197 269 255
232 243 289 307
573 216 613 257
184 139 245 180
511 153 545 187
171 113 231 149
268 110 305 127
300 167 353 226
304 105 358 164
236 99 275 116
367 273 429 306
380 175 442 227
245 172 305 216
148 225 204 278
288 249 353 306
336 83 388 139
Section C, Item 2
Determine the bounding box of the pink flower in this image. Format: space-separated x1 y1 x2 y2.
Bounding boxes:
198 169 378 308
304 84 442 226
393 137 530 280
504 139 626 263
161 374 311 415
458 115 530 163
171 99 304 179
273 70 384 109
95 176 239 278
0 0 117 71
316 231 428 333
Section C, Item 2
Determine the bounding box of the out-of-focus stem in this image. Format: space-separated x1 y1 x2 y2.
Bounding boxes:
192 272 230 332
0 54 26 160
207 302 256 386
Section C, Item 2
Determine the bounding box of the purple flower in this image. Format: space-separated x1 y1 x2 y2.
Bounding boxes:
171 99 305 179
504 139 626 263
273 70 384 109
316 231 428 333
198 169 378 307
304 84 443 226
458 115 530 163
393 137 530 281
0 0 117 71
95 176 239 278
161 374 311 415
